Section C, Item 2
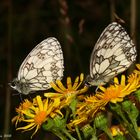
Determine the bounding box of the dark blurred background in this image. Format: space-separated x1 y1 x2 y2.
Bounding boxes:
0 0 140 139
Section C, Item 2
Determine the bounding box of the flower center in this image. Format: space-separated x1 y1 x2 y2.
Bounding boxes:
103 87 121 101
34 111 47 125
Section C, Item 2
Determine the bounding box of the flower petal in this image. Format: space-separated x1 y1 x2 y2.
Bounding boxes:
56 80 67 91
31 125 40 138
80 73 84 81
44 93 62 98
37 96 43 111
16 122 35 130
99 86 106 92
67 77 72 90
21 110 35 118
72 76 79 89
43 98 48 111
50 81 65 93
114 77 119 85
120 75 126 86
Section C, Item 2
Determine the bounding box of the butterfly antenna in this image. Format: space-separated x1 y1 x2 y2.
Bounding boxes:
12 92 20 96
113 13 125 24
95 86 99 93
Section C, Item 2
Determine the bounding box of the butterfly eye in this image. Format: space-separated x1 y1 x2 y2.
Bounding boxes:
9 81 15 88
9 80 17 89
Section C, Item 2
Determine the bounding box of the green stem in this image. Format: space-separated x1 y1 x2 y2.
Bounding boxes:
70 98 82 140
117 114 137 139
102 127 114 140
65 107 70 120
52 130 67 140
130 118 140 139
75 126 82 140
62 129 77 140
113 114 136 139
91 125 98 140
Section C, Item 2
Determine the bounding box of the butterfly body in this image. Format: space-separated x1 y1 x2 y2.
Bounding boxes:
86 22 137 86
10 37 64 95
11 78 32 95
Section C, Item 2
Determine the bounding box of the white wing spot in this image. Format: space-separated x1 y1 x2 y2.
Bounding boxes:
99 59 110 74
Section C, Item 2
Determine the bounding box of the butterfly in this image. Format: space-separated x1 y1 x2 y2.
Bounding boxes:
10 37 64 95
85 22 137 86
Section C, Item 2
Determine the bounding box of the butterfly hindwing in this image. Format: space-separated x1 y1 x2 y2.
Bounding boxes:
11 37 64 95
88 22 136 86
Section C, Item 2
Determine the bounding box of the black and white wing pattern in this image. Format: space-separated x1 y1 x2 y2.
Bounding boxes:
86 22 137 86
10 37 64 95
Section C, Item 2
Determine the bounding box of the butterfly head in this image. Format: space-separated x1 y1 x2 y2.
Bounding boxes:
9 78 19 89
84 75 93 87
9 78 30 95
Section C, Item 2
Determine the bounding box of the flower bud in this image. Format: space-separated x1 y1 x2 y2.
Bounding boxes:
81 124 96 139
94 113 108 129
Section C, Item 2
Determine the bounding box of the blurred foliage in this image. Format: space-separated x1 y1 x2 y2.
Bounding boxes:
0 0 140 139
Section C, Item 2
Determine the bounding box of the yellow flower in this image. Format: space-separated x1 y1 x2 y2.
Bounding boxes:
12 99 33 126
97 64 140 104
44 73 88 106
97 74 139 103
13 96 62 138
128 73 140 89
68 95 106 129
68 69 140 128
111 125 125 136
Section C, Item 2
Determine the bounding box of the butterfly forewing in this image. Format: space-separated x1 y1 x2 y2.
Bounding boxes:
11 37 64 95
88 22 136 86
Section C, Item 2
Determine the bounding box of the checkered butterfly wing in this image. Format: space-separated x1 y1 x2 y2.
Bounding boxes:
86 22 137 86
10 37 64 95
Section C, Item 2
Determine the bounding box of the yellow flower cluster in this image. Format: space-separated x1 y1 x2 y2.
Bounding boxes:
68 64 140 128
44 73 88 107
12 96 62 138
12 65 140 138
12 73 88 137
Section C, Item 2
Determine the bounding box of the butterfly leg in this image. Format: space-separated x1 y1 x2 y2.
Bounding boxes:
95 86 99 92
